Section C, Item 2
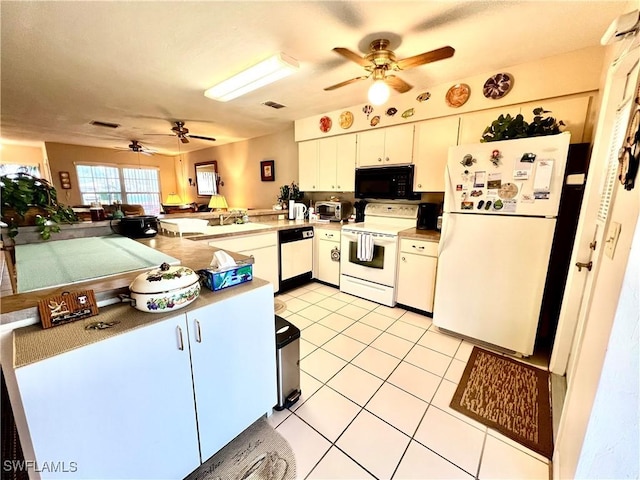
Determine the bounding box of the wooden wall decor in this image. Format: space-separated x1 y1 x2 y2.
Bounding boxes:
38 290 99 329
59 171 72 189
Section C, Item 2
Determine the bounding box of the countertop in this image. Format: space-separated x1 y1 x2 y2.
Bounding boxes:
12 278 270 368
1 220 439 319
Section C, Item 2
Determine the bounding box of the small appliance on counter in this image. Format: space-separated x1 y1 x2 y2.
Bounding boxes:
417 202 440 230
315 200 352 221
353 200 367 222
117 215 159 238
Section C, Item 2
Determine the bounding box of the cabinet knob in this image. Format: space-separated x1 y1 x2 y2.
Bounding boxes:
378 158 382 162
331 185 335 189
412 245 425 250
418 184 422 188
402 256 406 262
385 157 390 162
337 185 340 189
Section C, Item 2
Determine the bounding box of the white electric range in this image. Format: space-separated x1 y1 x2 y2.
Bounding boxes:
340 203 418 306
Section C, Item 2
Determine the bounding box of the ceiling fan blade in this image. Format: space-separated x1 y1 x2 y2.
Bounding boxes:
187 135 216 142
324 76 370 91
332 47 371 67
385 75 413 93
396 46 455 70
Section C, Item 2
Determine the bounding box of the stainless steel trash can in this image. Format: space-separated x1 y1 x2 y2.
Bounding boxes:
275 315 301 410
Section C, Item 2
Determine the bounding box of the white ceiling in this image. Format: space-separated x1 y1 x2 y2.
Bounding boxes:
0 1 630 156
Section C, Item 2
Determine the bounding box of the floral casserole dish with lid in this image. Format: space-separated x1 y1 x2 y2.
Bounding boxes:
125 262 200 313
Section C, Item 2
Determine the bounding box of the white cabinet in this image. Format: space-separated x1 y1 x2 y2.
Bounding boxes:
314 228 341 286
298 140 319 191
187 284 276 460
413 116 460 192
15 315 201 479
13 284 277 480
209 232 279 293
357 124 415 166
318 135 356 191
396 238 438 313
301 136 357 192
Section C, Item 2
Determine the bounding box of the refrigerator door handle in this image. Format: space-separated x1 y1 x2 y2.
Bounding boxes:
438 213 451 257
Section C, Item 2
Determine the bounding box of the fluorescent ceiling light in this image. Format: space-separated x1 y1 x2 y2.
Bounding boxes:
204 53 299 102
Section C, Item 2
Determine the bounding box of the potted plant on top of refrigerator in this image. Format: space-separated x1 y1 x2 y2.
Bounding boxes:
480 107 565 143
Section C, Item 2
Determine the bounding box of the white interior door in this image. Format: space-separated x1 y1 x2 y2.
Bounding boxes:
553 34 640 480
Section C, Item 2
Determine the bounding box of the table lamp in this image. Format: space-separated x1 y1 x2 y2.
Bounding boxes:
164 193 183 205
208 194 228 211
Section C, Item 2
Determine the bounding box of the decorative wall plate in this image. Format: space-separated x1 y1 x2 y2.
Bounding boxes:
319 116 332 133
370 115 381 127
401 108 415 119
386 107 398 116
339 111 354 129
483 73 513 99
363 104 373 119
416 92 431 102
446 84 470 108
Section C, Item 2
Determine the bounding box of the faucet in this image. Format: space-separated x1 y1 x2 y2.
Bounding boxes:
219 210 239 225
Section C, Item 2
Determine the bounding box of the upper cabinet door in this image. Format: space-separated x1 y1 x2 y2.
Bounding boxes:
335 134 356 191
298 140 319 191
357 129 386 166
318 137 338 190
357 124 414 166
383 124 415 164
413 116 460 192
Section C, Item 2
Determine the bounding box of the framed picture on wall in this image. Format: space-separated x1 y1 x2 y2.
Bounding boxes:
260 160 275 182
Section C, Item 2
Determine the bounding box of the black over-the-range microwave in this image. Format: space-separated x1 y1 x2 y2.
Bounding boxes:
354 164 420 200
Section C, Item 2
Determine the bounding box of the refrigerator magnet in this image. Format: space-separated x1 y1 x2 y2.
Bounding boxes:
490 149 502 167
514 160 533 180
461 201 474 210
533 159 554 195
501 199 518 212
521 152 537 162
460 154 476 167
487 172 502 189
521 193 535 203
474 171 486 187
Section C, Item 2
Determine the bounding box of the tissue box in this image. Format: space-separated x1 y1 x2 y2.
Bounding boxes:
198 265 253 292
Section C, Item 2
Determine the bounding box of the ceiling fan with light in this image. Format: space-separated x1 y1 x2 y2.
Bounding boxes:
325 39 455 105
146 121 216 144
115 140 155 155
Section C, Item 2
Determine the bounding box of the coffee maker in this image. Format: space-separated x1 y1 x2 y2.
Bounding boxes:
354 200 367 222
417 203 439 230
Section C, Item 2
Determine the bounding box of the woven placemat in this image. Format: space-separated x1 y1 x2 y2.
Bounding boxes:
450 346 553 459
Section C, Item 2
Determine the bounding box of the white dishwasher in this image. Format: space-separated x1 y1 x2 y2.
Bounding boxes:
278 227 314 292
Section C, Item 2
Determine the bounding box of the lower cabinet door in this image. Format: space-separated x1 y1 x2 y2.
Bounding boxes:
15 315 200 480
187 283 277 461
397 253 437 313
317 239 340 286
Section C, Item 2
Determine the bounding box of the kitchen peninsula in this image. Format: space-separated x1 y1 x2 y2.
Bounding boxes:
2 226 285 480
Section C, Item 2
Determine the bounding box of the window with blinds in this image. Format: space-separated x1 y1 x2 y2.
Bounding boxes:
597 100 631 223
76 165 161 216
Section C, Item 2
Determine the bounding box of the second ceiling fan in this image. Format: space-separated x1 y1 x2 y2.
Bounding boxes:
147 121 216 144
325 39 455 103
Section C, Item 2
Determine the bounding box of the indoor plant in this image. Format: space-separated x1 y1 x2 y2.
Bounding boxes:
1 173 78 239
480 107 565 142
278 182 304 208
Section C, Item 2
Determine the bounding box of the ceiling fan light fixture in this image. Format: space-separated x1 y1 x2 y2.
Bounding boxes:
204 52 299 102
368 79 390 105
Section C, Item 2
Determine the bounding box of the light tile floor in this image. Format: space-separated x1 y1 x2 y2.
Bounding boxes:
269 282 550 480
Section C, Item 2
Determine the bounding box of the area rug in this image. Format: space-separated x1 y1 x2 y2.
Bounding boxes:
186 418 295 480
450 347 553 459
274 298 287 315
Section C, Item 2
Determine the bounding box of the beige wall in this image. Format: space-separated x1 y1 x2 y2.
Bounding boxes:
183 127 297 209
44 142 178 206
0 143 50 180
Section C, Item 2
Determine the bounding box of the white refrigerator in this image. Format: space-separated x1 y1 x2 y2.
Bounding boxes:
433 132 571 356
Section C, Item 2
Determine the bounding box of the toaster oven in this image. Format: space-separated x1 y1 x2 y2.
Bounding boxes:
315 201 352 221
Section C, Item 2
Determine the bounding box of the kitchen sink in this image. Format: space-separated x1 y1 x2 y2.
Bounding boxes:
202 223 272 235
